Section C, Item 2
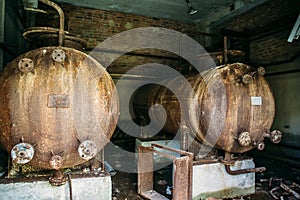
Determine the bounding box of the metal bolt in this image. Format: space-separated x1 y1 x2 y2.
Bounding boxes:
257 142 265 151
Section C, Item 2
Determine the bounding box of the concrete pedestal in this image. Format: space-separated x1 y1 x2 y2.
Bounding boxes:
136 139 256 199
192 160 255 199
0 174 112 200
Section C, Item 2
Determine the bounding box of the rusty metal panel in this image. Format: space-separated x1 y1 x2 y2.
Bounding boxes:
137 144 193 200
138 146 154 195
173 157 190 200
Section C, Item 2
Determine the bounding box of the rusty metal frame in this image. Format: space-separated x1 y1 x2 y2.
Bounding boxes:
138 143 193 200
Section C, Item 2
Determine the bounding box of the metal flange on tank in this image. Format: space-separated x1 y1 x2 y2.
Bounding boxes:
11 143 34 164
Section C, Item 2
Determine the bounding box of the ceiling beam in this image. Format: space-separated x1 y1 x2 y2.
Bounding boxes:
204 0 268 28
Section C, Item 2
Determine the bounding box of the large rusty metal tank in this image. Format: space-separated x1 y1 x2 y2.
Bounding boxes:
131 63 281 153
0 46 119 170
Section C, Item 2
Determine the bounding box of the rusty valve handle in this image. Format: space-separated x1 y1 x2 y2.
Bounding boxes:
225 165 266 175
242 67 265 85
264 130 282 144
238 131 252 147
38 0 65 46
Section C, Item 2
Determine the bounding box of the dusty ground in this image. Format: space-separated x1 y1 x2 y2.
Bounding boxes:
107 138 300 200
111 168 274 200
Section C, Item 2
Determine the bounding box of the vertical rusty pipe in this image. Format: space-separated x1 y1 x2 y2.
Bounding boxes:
38 0 65 46
223 36 228 64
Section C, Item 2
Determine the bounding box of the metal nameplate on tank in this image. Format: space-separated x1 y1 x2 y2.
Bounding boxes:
47 94 70 108
251 96 262 106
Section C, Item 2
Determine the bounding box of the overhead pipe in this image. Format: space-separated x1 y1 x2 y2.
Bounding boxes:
38 0 65 46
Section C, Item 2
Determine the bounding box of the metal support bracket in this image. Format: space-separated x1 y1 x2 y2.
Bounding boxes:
138 143 193 200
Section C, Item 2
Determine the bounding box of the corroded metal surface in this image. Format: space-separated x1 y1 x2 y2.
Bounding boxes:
0 47 119 169
137 144 193 200
132 63 276 153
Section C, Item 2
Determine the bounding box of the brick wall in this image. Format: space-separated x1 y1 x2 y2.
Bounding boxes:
209 0 300 65
37 4 198 74
250 29 300 64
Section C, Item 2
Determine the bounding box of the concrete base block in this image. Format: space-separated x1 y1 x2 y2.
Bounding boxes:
0 174 112 200
192 159 255 200
136 139 256 199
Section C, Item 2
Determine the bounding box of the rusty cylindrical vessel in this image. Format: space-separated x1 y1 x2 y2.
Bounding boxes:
0 46 119 169
131 63 279 153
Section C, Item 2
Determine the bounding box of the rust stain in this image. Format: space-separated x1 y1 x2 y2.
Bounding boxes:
0 47 119 170
131 63 275 153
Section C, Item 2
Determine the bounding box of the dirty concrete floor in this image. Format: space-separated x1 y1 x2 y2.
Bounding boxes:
110 168 272 200
107 139 300 200
110 161 300 200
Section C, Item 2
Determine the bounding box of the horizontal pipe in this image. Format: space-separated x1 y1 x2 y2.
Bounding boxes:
225 165 266 175
86 47 179 60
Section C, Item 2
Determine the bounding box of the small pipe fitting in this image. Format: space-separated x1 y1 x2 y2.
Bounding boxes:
257 141 265 151
238 131 252 147
257 67 266 76
242 74 252 84
78 140 97 160
270 130 282 144
49 155 63 169
49 169 68 186
263 130 282 144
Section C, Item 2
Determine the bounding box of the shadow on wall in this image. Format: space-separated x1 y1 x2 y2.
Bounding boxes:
256 55 300 166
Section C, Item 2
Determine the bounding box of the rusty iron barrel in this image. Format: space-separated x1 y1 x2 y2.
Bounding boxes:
131 63 276 153
0 47 119 169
